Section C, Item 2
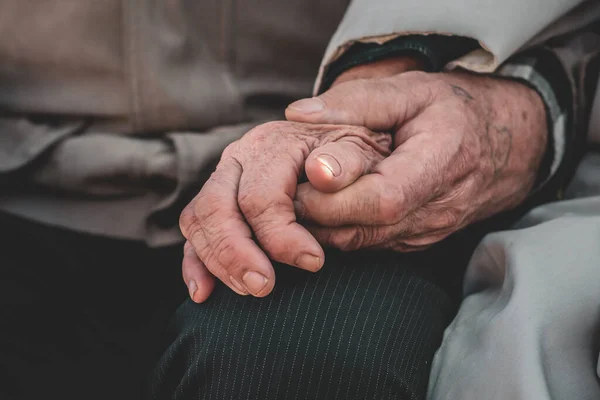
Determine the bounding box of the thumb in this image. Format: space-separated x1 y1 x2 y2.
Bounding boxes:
295 133 444 228
305 134 391 193
285 74 431 131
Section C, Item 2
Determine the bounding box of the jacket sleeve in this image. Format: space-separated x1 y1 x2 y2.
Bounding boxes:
315 0 598 92
319 35 479 92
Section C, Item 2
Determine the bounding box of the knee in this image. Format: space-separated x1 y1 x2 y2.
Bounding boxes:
151 266 452 400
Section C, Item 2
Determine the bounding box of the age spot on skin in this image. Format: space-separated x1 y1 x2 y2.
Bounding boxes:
492 126 513 174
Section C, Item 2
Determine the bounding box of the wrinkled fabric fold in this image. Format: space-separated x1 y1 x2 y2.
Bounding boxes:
428 152 600 400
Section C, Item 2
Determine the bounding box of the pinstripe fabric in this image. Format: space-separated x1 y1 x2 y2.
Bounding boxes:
150 250 461 400
0 199 513 400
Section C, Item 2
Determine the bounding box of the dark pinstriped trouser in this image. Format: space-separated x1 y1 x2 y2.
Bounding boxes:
0 211 494 400
150 241 483 400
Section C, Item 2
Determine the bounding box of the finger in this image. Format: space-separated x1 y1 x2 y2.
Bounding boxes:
383 243 432 253
306 224 434 253
285 72 433 131
180 159 275 297
373 232 450 251
182 241 216 303
304 225 395 252
304 136 390 193
237 130 325 273
295 133 444 227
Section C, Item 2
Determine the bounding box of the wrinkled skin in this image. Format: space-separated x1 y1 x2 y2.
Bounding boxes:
180 59 547 302
287 70 547 252
180 122 391 301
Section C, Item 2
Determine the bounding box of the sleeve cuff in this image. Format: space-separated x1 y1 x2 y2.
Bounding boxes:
319 35 479 93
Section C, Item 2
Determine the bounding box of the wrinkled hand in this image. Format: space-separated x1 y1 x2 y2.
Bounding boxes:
180 121 391 302
286 71 547 252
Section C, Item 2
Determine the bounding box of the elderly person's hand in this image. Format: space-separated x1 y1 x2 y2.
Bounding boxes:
179 56 422 302
179 121 392 302
286 70 547 252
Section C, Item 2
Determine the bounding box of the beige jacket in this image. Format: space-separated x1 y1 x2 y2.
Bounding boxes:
1 0 598 245
0 0 349 245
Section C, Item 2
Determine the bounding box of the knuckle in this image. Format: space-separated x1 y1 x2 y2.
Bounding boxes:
404 230 450 247
238 192 290 248
392 238 433 252
403 70 431 82
242 125 275 149
440 208 462 228
239 189 289 224
422 205 464 232
387 240 416 253
187 222 206 245
194 193 223 223
238 189 268 219
260 120 289 131
186 225 208 263
343 230 363 251
179 202 199 239
179 191 221 239
221 141 240 159
252 216 284 250
436 208 461 229
335 230 361 252
206 235 238 274
248 121 287 141
403 236 437 247
338 226 374 251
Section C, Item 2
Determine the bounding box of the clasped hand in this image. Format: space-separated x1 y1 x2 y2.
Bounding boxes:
180 70 547 302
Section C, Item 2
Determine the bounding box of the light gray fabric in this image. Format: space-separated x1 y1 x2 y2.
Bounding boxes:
427 152 600 400
315 0 599 89
565 153 600 200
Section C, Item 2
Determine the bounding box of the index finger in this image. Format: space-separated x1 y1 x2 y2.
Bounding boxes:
180 157 276 297
236 125 325 272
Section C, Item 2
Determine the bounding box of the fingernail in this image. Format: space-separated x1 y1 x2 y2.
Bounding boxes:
229 275 249 295
188 280 198 300
242 271 269 296
287 98 325 114
316 154 341 177
296 254 323 272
